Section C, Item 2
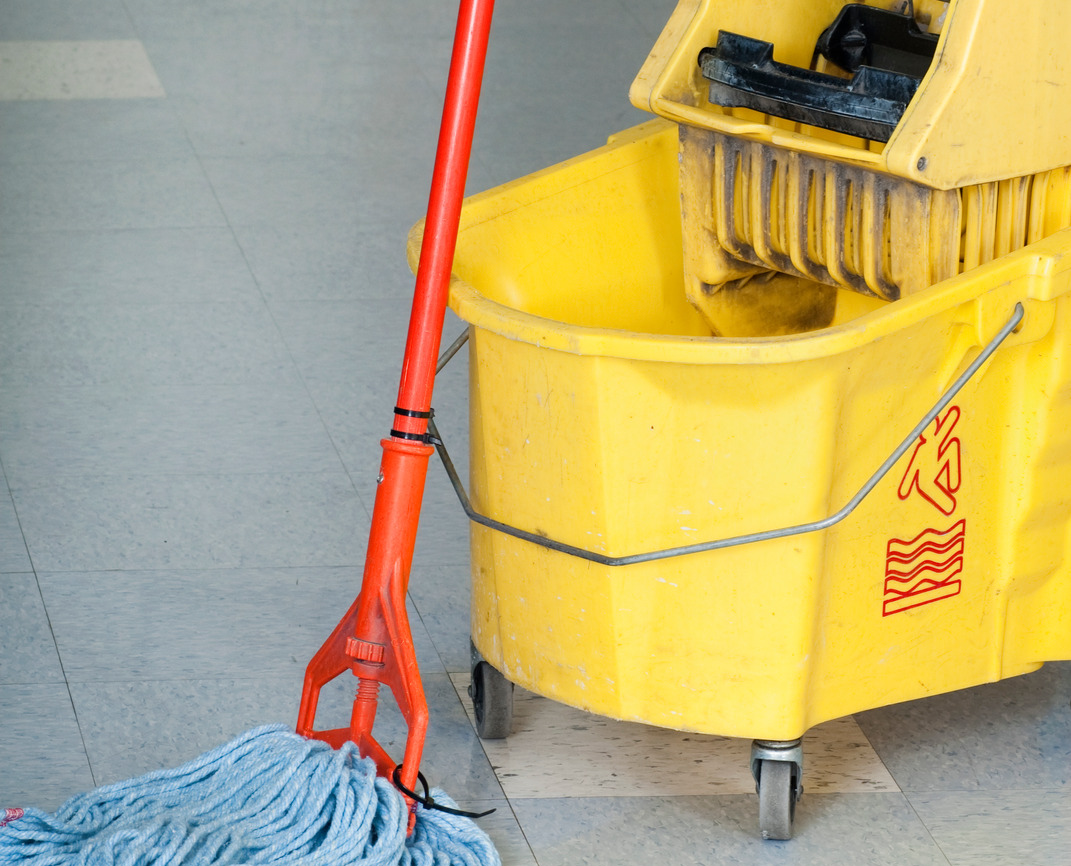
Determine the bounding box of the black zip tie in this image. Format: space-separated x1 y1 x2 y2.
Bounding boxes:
391 765 496 819
389 428 436 443
391 407 438 443
394 407 433 419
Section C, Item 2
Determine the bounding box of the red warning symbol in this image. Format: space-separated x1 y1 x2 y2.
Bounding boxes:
897 406 962 516
883 520 966 616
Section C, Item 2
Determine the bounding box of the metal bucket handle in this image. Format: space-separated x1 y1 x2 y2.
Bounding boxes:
431 303 1025 567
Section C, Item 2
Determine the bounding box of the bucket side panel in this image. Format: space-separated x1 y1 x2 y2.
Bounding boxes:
1003 298 1071 668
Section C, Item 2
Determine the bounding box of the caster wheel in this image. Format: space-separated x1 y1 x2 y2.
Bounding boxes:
757 759 797 841
468 660 514 739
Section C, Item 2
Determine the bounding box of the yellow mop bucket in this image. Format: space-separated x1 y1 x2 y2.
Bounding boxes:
408 121 1071 842
411 0 1071 840
429 119 1071 742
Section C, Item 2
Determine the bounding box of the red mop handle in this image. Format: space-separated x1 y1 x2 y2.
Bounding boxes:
297 0 495 826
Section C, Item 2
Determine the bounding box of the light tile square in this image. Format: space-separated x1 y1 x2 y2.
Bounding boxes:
0 574 64 684
0 0 135 41
37 567 443 682
0 684 95 811
0 41 165 101
199 156 424 232
856 662 1071 792
0 158 226 233
11 472 371 573
912 789 1071 866
0 301 296 388
511 794 950 866
0 100 190 164
0 383 340 481
232 222 416 302
0 494 32 573
70 673 503 801
0 228 260 306
408 563 472 673
449 674 898 798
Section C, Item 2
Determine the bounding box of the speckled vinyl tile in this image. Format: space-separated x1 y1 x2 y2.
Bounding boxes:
856 662 1071 792
0 684 95 812
448 674 897 798
10 472 371 573
0 383 339 482
511 794 949 866
199 156 423 233
408 563 471 674
0 100 190 164
36 567 443 683
0 300 294 388
70 673 503 801
0 0 135 41
0 40 165 101
911 789 1071 866
453 804 538 866
0 228 260 306
231 222 416 302
0 494 31 573
0 158 225 233
0 574 63 684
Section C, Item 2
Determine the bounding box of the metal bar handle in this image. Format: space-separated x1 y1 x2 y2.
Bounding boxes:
432 303 1024 567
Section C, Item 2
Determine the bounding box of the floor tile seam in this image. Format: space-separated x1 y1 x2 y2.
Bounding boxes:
62 670 463 686
194 177 375 521
498 797 542 866
0 380 312 394
0 225 236 240
31 563 364 577
0 374 313 393
899 791 962 866
406 590 461 682
0 299 280 312
6 467 369 484
64 674 308 687
4 449 100 786
490 788 919 803
902 785 1070 796
117 0 140 40
0 153 215 170
848 712 906 796
442 672 511 806
0 454 34 572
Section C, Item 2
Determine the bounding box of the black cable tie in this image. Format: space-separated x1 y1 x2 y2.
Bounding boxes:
391 765 497 820
394 407 434 420
389 428 434 442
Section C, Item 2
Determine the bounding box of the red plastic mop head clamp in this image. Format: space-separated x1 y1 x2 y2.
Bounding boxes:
297 437 435 831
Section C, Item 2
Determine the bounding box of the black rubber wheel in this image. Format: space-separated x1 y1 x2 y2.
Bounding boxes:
757 759 796 841
469 661 514 739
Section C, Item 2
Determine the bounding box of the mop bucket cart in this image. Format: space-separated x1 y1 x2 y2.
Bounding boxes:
414 0 1071 840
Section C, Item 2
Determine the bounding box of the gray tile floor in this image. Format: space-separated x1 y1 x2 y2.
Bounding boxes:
1 2 1069 864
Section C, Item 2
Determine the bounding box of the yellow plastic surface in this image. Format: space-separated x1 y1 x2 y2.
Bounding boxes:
631 0 1071 189
413 121 1071 740
677 124 1071 314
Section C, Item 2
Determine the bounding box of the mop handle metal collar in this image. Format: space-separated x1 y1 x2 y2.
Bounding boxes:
433 303 1025 567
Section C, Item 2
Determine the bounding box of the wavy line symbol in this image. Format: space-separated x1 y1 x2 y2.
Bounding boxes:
883 520 965 616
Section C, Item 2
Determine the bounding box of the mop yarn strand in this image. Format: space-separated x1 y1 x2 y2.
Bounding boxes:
0 725 500 866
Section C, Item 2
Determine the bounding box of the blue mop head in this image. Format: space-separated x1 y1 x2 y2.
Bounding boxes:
0 725 500 865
